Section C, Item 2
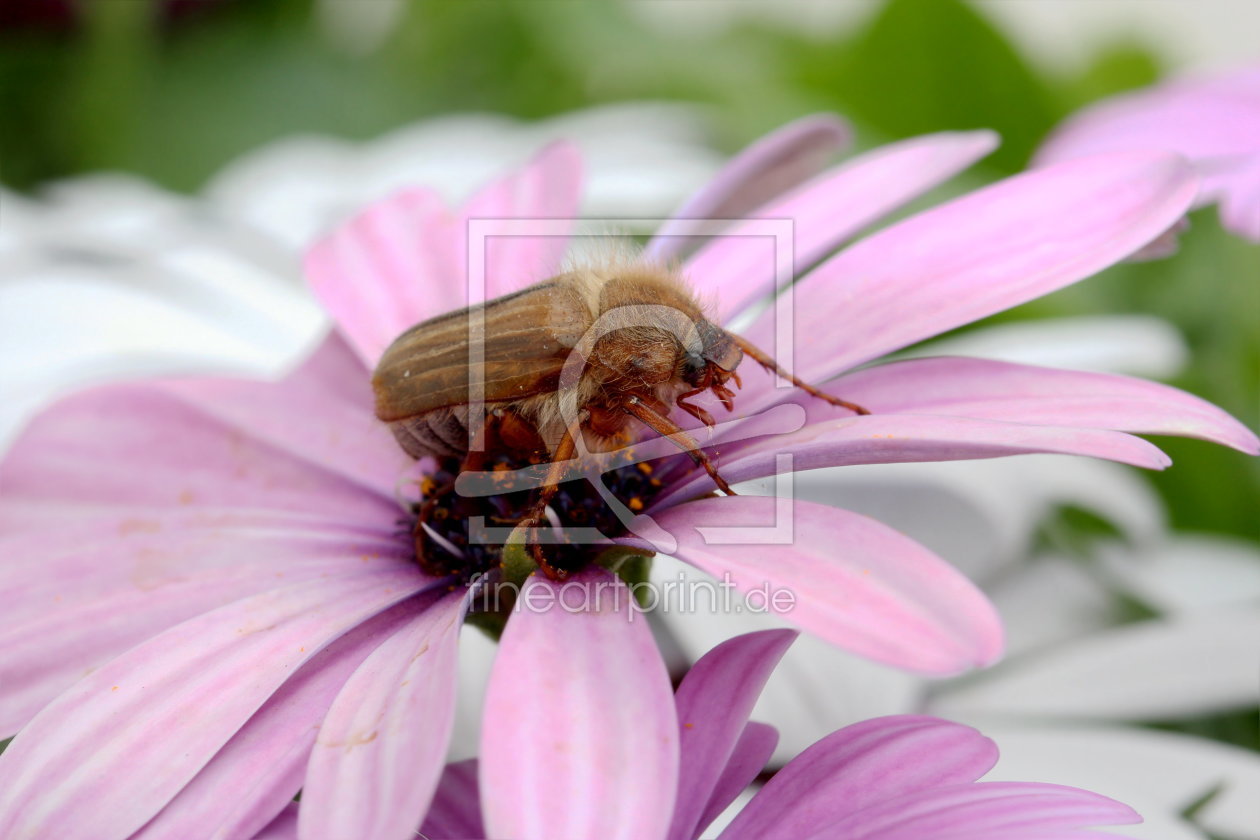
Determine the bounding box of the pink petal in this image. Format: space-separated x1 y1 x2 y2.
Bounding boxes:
721 716 999 840
305 187 463 368
305 142 583 367
455 141 583 300
647 115 850 262
419 760 485 840
670 629 796 840
739 151 1198 386
644 498 1003 675
685 131 997 323
668 630 796 840
480 569 678 840
830 782 1141 840
695 722 779 836
0 568 436 840
655 414 1171 512
253 804 299 840
784 356 1260 454
0 382 400 529
133 604 419 840
0 513 404 737
298 591 467 840
1036 67 1260 170
1219 155 1260 239
152 366 406 501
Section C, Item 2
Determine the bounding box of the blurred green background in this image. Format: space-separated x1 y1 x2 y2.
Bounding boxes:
1 0 1257 763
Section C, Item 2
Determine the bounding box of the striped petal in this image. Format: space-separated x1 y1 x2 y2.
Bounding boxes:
0 568 436 840
694 722 779 838
0 513 405 738
668 630 796 840
824 782 1140 840
133 604 419 840
773 356 1260 454
306 143 583 367
655 414 1171 513
480 569 678 840
644 497 1003 676
298 591 467 840
418 760 485 840
738 151 1198 387
0 374 400 530
456 141 583 300
685 130 997 323
720 716 998 840
647 114 850 261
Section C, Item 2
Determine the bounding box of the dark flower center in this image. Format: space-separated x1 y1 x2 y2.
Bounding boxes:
409 449 667 582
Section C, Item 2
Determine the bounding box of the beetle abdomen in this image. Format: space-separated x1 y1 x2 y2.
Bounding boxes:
388 406 474 460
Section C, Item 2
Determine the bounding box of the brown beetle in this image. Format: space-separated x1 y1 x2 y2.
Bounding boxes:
372 261 867 579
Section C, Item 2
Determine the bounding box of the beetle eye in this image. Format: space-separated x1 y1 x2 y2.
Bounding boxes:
682 352 707 384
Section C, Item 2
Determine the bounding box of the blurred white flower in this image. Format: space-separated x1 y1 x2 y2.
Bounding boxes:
0 104 723 450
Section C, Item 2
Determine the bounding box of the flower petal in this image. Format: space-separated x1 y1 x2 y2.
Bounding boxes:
419 760 485 840
656 414 1171 512
304 142 583 367
455 141 583 299
685 131 997 322
647 114 850 261
0 247 318 450
794 356 1259 454
791 457 1164 585
827 781 1139 840
305 187 463 368
720 716 998 840
668 630 796 840
648 554 921 765
1036 66 1260 239
0 513 404 737
298 591 466 840
480 569 678 840
739 151 1198 384
931 609 1260 721
150 358 407 500
1219 155 1260 239
646 497 1003 675
252 804 300 840
971 722 1260 840
976 555 1116 658
695 722 779 837
0 380 400 529
133 604 419 840
1036 68 1260 167
1098 534 1260 613
0 568 436 840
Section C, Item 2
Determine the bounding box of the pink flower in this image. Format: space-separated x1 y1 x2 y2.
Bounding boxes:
0 115 1254 839
1037 64 1260 242
402 609 1140 840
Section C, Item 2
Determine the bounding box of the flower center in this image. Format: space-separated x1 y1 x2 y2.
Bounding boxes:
410 450 667 582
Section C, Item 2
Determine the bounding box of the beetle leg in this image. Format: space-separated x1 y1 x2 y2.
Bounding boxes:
731 334 870 415
517 412 586 581
710 381 737 411
676 387 717 427
624 396 735 496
